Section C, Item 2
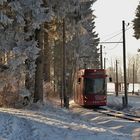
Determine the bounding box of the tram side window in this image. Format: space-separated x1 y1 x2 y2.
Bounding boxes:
85 78 94 93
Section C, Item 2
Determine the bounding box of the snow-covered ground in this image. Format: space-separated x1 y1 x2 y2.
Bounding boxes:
107 82 140 94
0 94 140 140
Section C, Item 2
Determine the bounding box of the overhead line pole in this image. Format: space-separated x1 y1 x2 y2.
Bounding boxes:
99 20 128 107
132 63 135 95
116 60 118 96
122 20 128 107
62 18 67 108
100 45 103 69
104 57 106 69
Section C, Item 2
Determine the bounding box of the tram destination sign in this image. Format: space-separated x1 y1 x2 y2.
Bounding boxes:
85 71 105 76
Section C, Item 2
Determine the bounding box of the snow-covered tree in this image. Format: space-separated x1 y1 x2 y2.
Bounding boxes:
78 0 100 69
133 2 140 39
44 0 100 97
0 0 53 104
0 0 100 105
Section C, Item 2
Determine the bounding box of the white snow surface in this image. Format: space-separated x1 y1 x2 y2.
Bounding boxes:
0 95 140 140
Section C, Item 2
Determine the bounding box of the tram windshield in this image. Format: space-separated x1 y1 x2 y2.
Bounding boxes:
84 78 106 94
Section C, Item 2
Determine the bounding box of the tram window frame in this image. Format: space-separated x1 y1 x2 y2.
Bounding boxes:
84 78 105 94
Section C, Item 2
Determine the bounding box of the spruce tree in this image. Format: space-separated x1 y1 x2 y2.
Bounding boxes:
133 3 140 39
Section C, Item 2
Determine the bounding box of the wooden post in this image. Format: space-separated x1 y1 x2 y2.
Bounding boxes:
122 20 128 107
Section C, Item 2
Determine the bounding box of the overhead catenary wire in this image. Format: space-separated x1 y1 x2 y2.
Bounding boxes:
102 27 133 51
101 31 122 42
98 21 133 41
100 25 133 43
99 23 133 70
101 25 133 58
105 37 123 51
100 28 123 39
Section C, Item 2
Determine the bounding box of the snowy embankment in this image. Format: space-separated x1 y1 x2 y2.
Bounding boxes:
0 98 139 140
107 94 140 116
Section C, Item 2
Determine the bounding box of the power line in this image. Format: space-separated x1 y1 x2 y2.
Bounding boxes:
101 31 122 42
100 29 122 39
125 25 133 31
105 37 122 51
100 25 133 43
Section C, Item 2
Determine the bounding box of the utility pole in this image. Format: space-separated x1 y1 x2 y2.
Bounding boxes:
62 18 66 107
104 57 106 69
99 21 128 107
132 63 135 94
115 60 118 96
104 49 106 70
122 20 128 107
62 18 69 108
100 45 103 69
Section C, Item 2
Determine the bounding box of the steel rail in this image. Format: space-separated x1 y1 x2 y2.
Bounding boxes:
94 107 140 123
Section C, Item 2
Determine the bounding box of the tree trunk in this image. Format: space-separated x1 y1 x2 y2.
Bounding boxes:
44 22 51 82
34 27 44 102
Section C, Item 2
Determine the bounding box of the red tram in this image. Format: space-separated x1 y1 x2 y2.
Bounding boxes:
74 69 107 107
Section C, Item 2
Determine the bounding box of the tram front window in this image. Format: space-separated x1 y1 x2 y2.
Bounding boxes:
85 78 105 94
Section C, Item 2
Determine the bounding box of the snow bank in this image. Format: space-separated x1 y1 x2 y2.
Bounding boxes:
0 96 139 140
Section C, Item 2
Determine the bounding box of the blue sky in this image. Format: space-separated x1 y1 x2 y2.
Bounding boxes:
92 0 140 67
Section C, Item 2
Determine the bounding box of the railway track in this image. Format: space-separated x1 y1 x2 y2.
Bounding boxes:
70 101 140 122
94 107 140 123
